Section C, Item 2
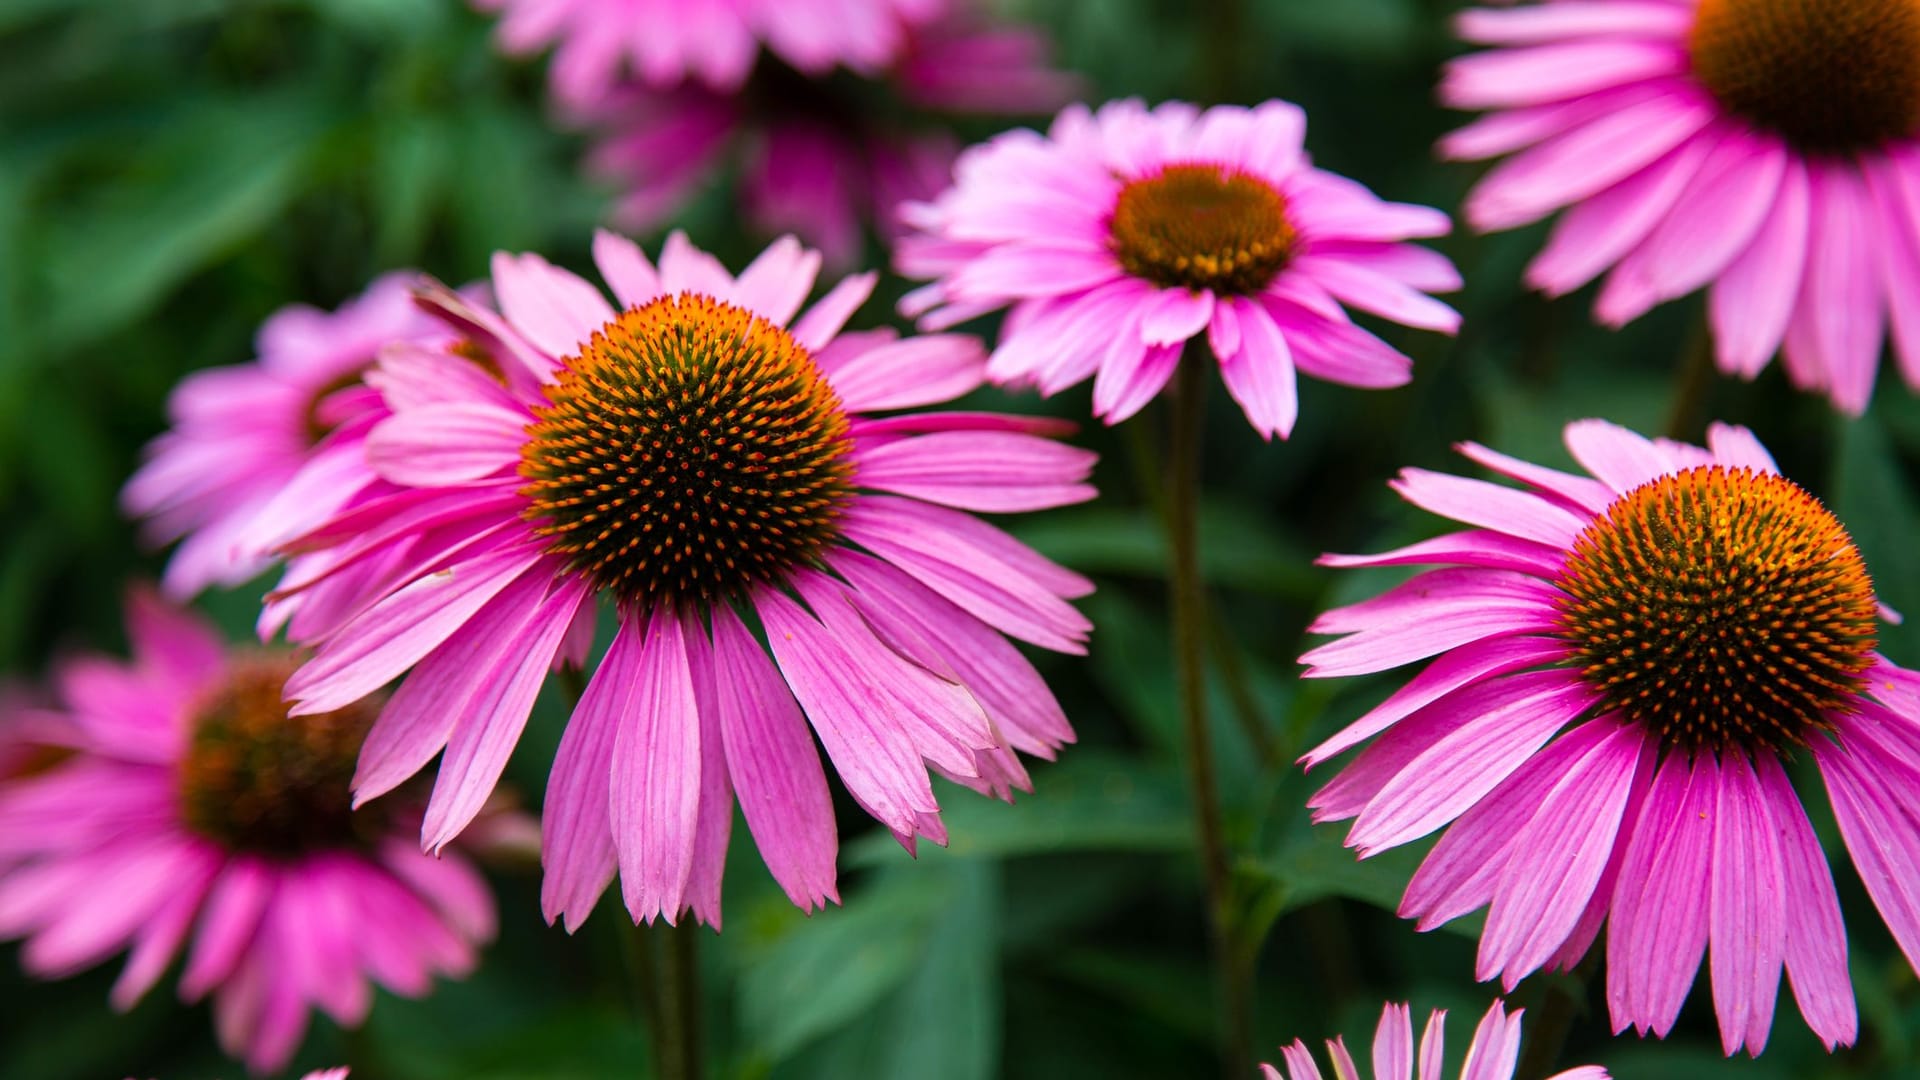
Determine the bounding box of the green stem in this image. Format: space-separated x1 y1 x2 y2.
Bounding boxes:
653 921 703 1080
1664 310 1718 441
1166 351 1251 1079
1515 953 1599 1080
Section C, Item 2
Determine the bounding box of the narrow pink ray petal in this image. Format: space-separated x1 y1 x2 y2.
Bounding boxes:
611 607 703 925
854 430 1096 513
1349 669 1597 853
1709 751 1786 1057
1755 754 1857 1049
1479 721 1644 988
1374 1002 1414 1080
708 605 839 911
1711 156 1810 379
422 578 586 852
541 616 644 931
1607 752 1713 1037
285 544 544 715
1389 469 1587 548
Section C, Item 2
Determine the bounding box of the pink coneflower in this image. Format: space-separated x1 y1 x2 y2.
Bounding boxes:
1300 417 1920 1056
895 98 1461 439
1263 999 1608 1080
585 13 1078 268
476 0 944 111
0 592 506 1074
278 230 1092 931
122 274 452 599
1444 0 1920 415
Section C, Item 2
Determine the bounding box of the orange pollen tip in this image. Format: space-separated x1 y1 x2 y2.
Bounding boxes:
1554 465 1878 754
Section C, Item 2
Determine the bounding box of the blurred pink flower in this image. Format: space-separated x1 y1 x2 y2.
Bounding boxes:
277 231 1091 931
896 99 1460 439
122 274 452 599
476 0 945 112
1443 0 1920 415
584 14 1078 268
1301 417 1920 1056
1262 999 1608 1080
0 592 509 1074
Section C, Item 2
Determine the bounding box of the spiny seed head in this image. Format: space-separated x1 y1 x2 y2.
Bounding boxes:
1555 466 1878 754
519 294 854 611
1109 163 1298 295
179 654 380 855
1690 0 1920 152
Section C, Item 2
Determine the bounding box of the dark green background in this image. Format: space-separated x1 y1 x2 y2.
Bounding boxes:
4 0 1920 1076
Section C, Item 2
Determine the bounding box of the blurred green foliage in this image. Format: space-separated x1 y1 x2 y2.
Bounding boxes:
7 0 1920 1078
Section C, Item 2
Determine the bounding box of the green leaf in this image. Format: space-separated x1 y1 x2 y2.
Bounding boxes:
874 859 1002 1080
1012 501 1321 597
1831 413 1920 660
738 867 947 1062
32 92 322 352
846 754 1192 868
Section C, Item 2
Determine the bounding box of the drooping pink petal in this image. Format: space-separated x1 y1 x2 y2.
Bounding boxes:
707 606 839 911
610 606 703 925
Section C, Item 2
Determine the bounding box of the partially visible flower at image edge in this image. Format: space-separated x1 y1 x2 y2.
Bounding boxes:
276 229 1093 931
1443 0 1920 415
1303 417 1920 1055
897 98 1460 439
0 592 512 1074
1261 999 1608 1080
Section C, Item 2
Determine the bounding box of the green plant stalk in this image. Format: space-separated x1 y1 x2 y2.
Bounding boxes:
1166 350 1252 1078
656 920 703 1080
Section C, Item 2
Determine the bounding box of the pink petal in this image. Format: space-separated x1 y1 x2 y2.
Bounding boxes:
1347 669 1598 852
611 606 704 925
1709 751 1786 1056
708 606 839 911
1478 722 1644 987
856 430 1097 513
1219 298 1299 440
590 228 663 308
541 615 641 932
1607 751 1714 1038
1711 156 1810 378
285 544 545 715
491 251 615 359
422 578 587 851
1758 754 1856 1049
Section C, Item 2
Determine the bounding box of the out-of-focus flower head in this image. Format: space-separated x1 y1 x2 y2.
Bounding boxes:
122 275 452 600
523 1 1079 268
1443 0 1920 415
0 592 516 1074
897 98 1459 438
1303 418 1920 1056
1262 999 1608 1080
275 231 1092 931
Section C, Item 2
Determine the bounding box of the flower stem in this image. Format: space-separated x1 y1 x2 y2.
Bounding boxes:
1664 309 1718 441
652 921 703 1080
1166 349 1251 1078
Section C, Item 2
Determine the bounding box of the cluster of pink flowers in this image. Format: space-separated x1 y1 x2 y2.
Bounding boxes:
16 0 1920 1075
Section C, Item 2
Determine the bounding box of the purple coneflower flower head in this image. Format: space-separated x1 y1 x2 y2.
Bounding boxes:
1262 999 1608 1080
583 10 1078 269
0 592 507 1075
1444 0 1920 415
1300 417 1920 1056
277 231 1093 931
122 273 453 599
476 0 943 111
895 98 1461 439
